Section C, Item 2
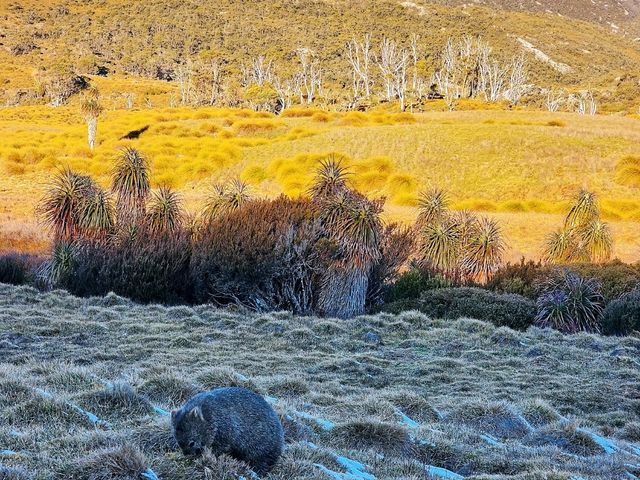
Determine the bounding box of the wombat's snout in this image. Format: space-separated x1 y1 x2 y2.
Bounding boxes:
183 440 203 456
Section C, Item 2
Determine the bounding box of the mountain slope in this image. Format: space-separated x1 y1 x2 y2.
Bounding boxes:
1 0 640 96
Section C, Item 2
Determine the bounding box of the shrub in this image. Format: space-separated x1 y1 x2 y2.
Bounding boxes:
386 267 453 302
62 229 192 304
535 270 604 333
568 260 640 303
486 258 548 298
366 224 414 308
0 254 38 285
382 287 536 330
600 288 640 336
190 196 323 313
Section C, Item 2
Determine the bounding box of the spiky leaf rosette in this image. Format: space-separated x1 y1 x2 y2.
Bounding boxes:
79 188 115 237
578 219 612 264
202 180 251 224
226 179 251 210
544 227 582 264
310 155 350 200
112 147 150 225
417 188 449 226
148 186 184 233
535 270 603 333
38 168 97 240
38 240 75 287
462 216 506 282
565 189 599 229
335 197 384 269
419 217 462 275
80 88 103 121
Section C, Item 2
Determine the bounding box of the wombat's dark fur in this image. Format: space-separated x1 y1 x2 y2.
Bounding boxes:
171 387 284 475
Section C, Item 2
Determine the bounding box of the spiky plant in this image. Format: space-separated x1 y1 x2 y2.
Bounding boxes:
578 219 612 263
543 189 612 264
462 216 506 282
148 186 183 234
333 198 383 269
312 159 384 318
202 183 228 223
417 188 449 226
317 193 384 318
419 217 462 276
535 270 603 333
80 87 103 150
38 168 96 241
112 147 150 226
565 189 599 229
201 180 251 224
310 155 350 200
544 227 576 264
79 188 115 238
226 179 251 210
38 240 75 288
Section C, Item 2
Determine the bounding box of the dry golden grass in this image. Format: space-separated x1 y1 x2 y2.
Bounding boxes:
0 99 639 260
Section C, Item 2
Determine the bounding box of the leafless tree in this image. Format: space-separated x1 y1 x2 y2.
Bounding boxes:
345 34 372 100
571 90 597 115
545 88 564 112
296 48 322 104
175 60 194 105
250 56 274 86
375 37 410 110
479 53 509 102
123 92 135 109
410 33 420 92
504 55 528 105
205 58 225 105
273 75 295 111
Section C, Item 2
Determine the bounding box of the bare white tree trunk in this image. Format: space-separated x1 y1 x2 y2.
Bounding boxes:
504 55 528 105
345 34 372 100
87 117 97 150
571 90 597 115
175 60 193 105
545 89 564 112
297 48 322 104
248 56 274 86
375 37 409 110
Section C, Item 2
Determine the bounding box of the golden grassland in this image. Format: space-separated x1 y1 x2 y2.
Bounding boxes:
1 93 639 261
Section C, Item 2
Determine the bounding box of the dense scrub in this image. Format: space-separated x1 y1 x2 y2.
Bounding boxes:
1 284 640 479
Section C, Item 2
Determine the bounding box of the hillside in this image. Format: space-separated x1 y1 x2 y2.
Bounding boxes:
1 283 640 479
2 0 640 102
429 0 640 35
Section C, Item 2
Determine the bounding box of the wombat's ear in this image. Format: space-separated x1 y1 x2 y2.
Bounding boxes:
189 406 205 422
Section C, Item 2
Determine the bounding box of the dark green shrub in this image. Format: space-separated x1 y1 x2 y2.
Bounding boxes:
386 267 453 302
382 287 535 330
486 258 547 298
569 260 640 303
601 288 640 336
0 254 37 285
62 229 192 304
535 270 604 333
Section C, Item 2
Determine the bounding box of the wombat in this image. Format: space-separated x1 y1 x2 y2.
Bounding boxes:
171 387 284 475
